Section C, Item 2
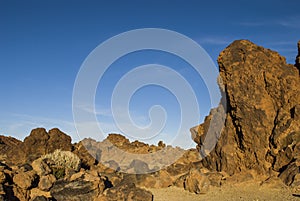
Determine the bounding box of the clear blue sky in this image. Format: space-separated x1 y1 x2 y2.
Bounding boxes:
1 0 299 148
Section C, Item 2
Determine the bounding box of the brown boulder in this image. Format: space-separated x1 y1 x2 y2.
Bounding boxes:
279 159 300 186
22 128 72 163
0 128 73 166
30 188 52 200
0 136 24 165
193 40 300 183
101 181 153 201
50 179 101 201
72 138 100 169
13 170 37 190
0 172 5 184
12 185 30 201
32 158 52 176
38 175 56 191
183 168 210 194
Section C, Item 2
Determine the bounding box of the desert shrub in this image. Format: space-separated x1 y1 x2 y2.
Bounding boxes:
41 149 81 171
52 167 65 179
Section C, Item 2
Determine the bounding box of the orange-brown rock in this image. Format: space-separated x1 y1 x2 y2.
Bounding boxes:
193 40 300 185
0 128 73 165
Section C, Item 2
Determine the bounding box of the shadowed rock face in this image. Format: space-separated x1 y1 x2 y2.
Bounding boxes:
194 40 300 184
295 41 300 70
0 128 72 165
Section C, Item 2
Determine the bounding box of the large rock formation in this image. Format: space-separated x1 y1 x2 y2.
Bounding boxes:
296 41 300 70
0 128 73 165
194 40 300 185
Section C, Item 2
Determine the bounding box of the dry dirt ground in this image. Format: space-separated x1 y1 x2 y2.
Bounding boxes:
148 182 300 201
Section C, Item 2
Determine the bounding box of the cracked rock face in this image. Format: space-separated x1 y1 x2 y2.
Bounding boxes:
194 40 300 184
295 41 300 70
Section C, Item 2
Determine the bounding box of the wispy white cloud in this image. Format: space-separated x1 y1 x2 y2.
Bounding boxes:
238 16 300 28
73 104 112 117
277 16 300 28
197 37 234 45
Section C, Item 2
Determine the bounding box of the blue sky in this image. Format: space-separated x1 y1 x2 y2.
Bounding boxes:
0 0 299 148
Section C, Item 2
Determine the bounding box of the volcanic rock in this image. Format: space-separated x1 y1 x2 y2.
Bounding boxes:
22 128 72 163
296 41 300 70
0 128 73 165
0 136 24 165
193 40 300 185
32 158 52 176
100 181 153 201
0 172 5 185
50 179 101 201
184 168 210 194
13 170 38 190
38 175 56 191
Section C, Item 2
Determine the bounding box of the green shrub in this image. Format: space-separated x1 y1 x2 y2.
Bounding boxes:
52 167 65 179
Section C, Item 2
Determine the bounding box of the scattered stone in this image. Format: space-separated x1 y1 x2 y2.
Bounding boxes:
30 188 51 200
69 171 84 182
38 175 56 191
12 185 30 201
31 196 51 201
50 179 102 201
13 170 37 190
279 160 300 186
32 158 52 176
102 181 153 201
0 172 6 184
0 184 5 195
184 168 210 194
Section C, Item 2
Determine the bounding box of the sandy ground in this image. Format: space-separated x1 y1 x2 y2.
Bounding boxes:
147 183 300 201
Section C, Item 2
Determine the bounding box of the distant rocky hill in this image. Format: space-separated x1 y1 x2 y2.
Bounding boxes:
0 40 299 200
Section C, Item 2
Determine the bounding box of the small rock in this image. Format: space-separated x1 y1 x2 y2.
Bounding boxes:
50 179 101 201
13 170 37 190
32 158 52 176
31 196 51 201
0 184 5 195
69 171 84 182
0 172 6 184
103 182 153 201
279 161 299 185
184 168 210 194
30 188 51 200
13 185 30 201
38 175 56 191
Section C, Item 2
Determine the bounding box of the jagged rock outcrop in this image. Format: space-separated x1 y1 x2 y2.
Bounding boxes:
22 128 72 162
193 40 300 185
0 136 23 164
295 41 300 70
0 128 72 165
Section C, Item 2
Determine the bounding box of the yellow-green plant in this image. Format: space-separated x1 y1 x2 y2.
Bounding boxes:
41 149 81 171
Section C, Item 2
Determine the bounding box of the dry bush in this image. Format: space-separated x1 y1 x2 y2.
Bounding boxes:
41 149 81 171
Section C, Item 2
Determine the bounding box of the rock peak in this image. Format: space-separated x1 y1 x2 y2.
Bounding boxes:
193 40 300 185
296 40 300 69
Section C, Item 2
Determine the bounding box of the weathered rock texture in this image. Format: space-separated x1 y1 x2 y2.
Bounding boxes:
194 40 300 185
295 41 300 70
0 128 72 165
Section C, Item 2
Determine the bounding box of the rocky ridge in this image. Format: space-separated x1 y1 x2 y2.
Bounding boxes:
0 40 299 200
